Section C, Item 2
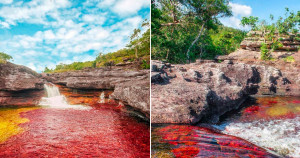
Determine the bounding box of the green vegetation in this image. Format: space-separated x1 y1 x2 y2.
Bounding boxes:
44 20 150 73
241 16 259 30
283 56 295 62
152 0 299 63
260 43 271 60
44 61 95 73
151 0 246 63
242 8 299 60
0 52 13 64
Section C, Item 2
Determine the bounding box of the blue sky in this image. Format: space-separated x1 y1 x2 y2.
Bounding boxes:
0 0 150 72
220 0 300 30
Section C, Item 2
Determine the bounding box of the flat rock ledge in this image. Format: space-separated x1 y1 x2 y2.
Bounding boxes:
151 60 297 124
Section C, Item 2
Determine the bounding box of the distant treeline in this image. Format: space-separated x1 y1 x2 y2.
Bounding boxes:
44 19 150 73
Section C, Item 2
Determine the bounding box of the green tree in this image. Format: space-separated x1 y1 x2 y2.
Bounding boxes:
179 0 232 61
127 20 150 59
241 16 259 30
152 0 245 63
242 8 299 60
0 52 13 63
129 28 141 58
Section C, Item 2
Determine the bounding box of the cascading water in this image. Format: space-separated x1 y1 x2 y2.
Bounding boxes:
39 84 91 110
222 117 300 157
214 96 300 158
99 92 105 103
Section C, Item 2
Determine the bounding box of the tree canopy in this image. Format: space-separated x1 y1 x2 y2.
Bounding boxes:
151 0 245 63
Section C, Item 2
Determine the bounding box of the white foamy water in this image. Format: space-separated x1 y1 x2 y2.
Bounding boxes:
99 92 105 103
223 117 300 157
39 84 91 110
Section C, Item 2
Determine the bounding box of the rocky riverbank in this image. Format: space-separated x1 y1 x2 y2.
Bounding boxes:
151 32 300 124
0 63 150 120
151 58 300 124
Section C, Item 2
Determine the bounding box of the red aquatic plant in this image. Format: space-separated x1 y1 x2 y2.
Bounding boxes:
0 107 150 158
155 125 277 158
172 146 200 158
244 106 260 113
268 100 278 104
291 100 300 104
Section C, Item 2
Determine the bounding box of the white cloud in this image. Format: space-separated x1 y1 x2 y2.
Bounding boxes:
0 21 10 28
229 2 252 17
0 0 13 4
0 0 71 27
27 63 37 71
0 0 149 72
221 2 252 30
82 14 106 25
112 0 149 16
98 0 116 7
44 30 56 40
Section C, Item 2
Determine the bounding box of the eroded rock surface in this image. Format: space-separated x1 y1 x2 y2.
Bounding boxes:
111 79 150 117
0 62 45 106
151 60 298 124
216 49 300 95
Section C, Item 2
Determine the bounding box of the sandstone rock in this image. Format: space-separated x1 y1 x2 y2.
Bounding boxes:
0 90 44 106
42 69 148 90
0 62 45 106
110 79 150 119
0 62 44 91
151 60 297 124
56 84 114 105
241 31 300 51
216 49 300 95
151 61 260 124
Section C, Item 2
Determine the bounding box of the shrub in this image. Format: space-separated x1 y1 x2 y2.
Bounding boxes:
0 52 12 64
261 43 271 60
141 59 150 69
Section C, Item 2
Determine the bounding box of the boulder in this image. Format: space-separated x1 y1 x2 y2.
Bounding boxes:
151 60 296 124
110 78 150 119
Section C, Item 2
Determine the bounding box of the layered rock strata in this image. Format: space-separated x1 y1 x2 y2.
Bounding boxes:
240 31 300 51
0 62 44 106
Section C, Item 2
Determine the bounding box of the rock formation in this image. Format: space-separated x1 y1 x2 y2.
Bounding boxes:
42 68 150 118
151 60 299 124
0 62 150 120
0 62 44 106
240 31 300 51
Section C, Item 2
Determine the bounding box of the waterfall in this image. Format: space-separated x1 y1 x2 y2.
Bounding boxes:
44 84 61 97
39 84 91 110
99 92 105 103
